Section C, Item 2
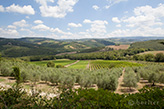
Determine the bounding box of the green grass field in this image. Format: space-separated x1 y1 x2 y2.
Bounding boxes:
30 59 76 67
68 60 89 69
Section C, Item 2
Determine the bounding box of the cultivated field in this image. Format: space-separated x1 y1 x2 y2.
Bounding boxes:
107 45 130 50
89 60 142 70
68 60 89 69
0 59 164 95
30 59 76 67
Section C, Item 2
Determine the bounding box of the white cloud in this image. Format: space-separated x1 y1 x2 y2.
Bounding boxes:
51 28 73 35
116 24 121 27
0 5 4 12
105 0 128 9
20 28 34 34
68 23 82 27
112 17 121 23
34 20 43 24
0 28 19 37
123 4 164 28
83 19 108 37
5 4 35 15
107 3 164 37
31 23 73 36
92 5 99 10
83 19 92 23
108 27 164 37
7 25 17 29
36 0 79 18
32 24 50 31
26 16 30 19
13 20 29 27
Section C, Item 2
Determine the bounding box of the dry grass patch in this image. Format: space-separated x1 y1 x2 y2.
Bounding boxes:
107 45 130 50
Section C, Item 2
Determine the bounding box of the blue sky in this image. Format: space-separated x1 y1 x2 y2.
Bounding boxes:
0 0 164 39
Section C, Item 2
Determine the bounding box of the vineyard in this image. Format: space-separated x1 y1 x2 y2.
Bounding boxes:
89 60 142 70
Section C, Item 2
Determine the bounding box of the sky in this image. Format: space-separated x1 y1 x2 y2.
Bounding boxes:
0 0 164 39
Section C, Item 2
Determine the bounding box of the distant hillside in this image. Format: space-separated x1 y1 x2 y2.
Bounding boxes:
129 39 164 50
0 38 71 57
0 37 115 57
108 37 164 44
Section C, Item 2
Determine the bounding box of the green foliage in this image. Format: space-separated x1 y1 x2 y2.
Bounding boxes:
56 64 64 68
13 67 22 84
47 61 55 67
90 60 142 70
144 54 155 61
155 53 164 62
0 87 163 108
159 73 164 83
123 69 137 90
137 64 164 85
0 53 1 61
148 72 160 86
0 67 12 76
130 39 164 50
97 75 118 91
61 48 149 60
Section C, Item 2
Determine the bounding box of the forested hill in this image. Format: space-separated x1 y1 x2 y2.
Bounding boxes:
0 37 115 57
129 39 164 50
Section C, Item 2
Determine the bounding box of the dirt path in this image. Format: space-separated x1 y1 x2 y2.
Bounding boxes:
64 60 80 68
115 68 139 94
115 68 125 94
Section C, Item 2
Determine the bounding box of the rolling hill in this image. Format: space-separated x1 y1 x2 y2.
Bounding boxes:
129 39 164 50
0 37 115 57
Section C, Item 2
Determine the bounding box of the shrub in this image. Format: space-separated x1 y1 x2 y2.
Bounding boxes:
144 54 154 61
47 62 55 67
155 53 164 62
56 64 64 68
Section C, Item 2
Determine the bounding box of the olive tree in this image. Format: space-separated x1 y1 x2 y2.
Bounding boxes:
13 67 22 84
148 72 159 86
123 71 137 91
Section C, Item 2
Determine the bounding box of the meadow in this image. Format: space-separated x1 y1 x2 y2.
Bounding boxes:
30 59 76 67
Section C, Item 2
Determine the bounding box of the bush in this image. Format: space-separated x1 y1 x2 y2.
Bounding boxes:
56 64 64 68
144 54 154 61
47 62 55 67
155 53 164 62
